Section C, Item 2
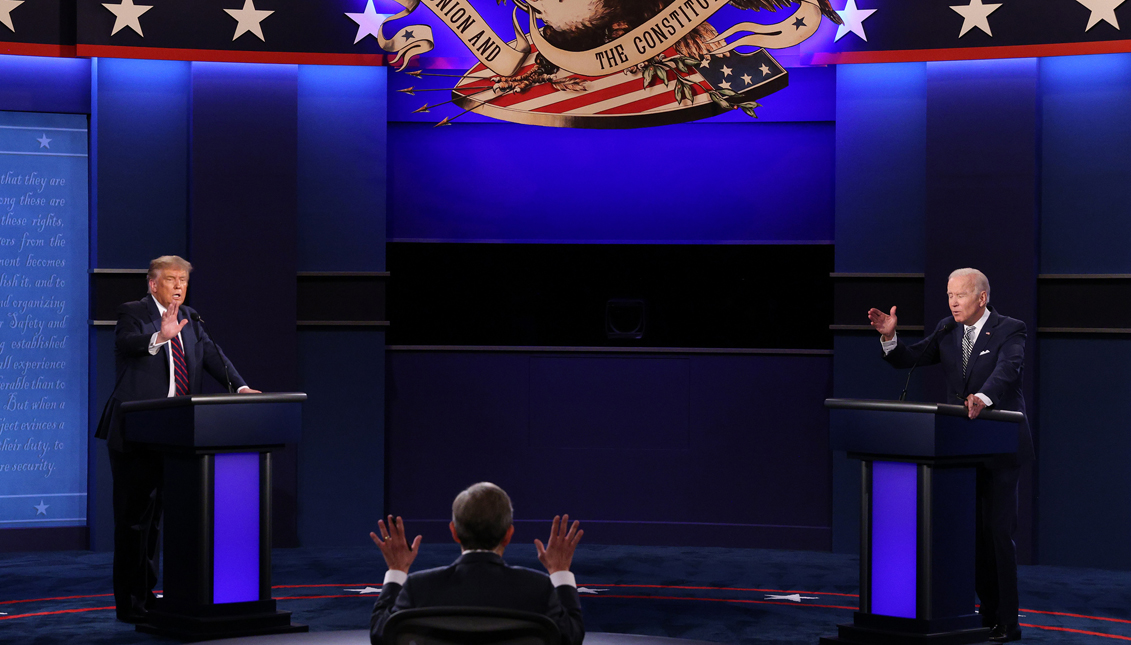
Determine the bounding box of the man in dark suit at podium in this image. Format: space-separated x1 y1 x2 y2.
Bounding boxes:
368 482 585 645
868 268 1033 643
94 255 260 624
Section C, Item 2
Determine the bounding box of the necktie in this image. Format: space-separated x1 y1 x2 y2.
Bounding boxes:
961 326 976 378
171 335 190 396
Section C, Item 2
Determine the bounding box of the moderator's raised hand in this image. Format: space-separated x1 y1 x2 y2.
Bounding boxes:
157 302 188 343
867 306 898 341
534 514 583 575
369 515 422 573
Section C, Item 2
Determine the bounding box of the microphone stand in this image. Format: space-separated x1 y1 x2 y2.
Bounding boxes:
189 312 236 394
898 320 957 401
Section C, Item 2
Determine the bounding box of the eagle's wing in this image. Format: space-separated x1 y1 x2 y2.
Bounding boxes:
728 0 845 26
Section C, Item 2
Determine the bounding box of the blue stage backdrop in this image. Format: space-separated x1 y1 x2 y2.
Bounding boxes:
0 111 89 529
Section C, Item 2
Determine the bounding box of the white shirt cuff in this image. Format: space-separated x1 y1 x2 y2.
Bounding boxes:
384 569 408 586
880 332 898 355
237 386 251 393
549 571 576 588
974 393 992 407
148 332 167 355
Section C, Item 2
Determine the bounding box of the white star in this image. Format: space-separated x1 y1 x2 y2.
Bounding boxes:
0 0 24 33
699 57 710 68
225 0 273 42
346 0 388 44
758 63 770 76
741 73 753 85
719 80 732 89
950 0 1002 37
34 500 49 515
1076 0 1125 30
102 0 153 37
36 133 51 149
765 593 819 602
344 586 382 594
720 64 733 77
835 0 877 42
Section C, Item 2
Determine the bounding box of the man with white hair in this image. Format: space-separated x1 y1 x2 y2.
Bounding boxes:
867 268 1032 643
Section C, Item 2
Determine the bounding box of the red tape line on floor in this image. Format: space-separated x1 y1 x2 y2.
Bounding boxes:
1022 623 1131 641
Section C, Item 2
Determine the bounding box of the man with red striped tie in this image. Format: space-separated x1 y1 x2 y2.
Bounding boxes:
95 255 260 624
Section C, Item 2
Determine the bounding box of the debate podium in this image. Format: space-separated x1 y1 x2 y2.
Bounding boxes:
120 392 308 641
820 398 1022 645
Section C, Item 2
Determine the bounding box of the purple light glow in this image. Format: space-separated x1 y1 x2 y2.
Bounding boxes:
213 452 260 604
871 461 917 619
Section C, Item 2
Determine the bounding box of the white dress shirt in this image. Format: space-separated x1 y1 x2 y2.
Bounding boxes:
146 298 185 398
382 549 577 588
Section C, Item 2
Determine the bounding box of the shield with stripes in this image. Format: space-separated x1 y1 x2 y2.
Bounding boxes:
450 42 788 128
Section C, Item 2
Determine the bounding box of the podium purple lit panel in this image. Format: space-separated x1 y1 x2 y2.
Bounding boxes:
870 461 916 619
213 452 260 604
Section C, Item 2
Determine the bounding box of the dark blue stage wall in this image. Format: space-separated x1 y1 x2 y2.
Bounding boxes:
384 68 838 549
1038 54 1131 570
1 49 1129 567
0 55 387 551
832 54 1131 569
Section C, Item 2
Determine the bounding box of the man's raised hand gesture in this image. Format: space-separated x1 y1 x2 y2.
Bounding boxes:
867 306 898 342
535 514 583 575
370 515 422 573
157 302 189 343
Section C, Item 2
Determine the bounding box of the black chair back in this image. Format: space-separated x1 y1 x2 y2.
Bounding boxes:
381 606 562 645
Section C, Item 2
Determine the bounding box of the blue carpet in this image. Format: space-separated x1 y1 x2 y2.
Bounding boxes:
2 544 1130 644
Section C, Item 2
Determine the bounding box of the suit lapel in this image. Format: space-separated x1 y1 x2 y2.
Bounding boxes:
145 295 162 335
962 309 997 387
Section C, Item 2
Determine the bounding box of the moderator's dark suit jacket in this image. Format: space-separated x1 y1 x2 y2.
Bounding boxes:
369 551 584 645
883 307 1034 464
94 296 246 452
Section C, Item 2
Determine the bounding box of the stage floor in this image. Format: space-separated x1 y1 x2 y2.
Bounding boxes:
218 630 723 645
2 544 1130 644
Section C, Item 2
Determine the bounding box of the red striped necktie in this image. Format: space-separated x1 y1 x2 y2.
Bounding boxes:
171 335 190 396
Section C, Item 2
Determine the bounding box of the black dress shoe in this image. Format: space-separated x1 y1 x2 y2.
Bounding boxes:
988 624 1022 642
116 608 148 624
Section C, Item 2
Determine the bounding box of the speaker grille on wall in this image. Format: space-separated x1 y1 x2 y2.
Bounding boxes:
606 299 645 339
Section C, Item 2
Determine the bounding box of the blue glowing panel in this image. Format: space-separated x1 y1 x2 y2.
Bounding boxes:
0 55 91 114
0 110 89 530
213 452 260 604
93 58 192 268
1041 53 1131 274
388 121 833 243
297 65 387 272
871 460 917 619
834 62 926 274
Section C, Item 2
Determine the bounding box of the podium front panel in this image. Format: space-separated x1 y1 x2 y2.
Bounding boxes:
870 461 917 619
214 452 260 604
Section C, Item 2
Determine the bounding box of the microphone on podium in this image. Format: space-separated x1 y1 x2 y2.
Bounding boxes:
898 319 958 402
188 310 235 391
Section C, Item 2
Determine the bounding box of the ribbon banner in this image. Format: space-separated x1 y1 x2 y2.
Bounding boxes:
380 0 529 75
531 0 820 76
382 0 824 76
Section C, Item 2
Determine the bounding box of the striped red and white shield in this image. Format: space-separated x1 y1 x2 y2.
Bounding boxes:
452 41 788 128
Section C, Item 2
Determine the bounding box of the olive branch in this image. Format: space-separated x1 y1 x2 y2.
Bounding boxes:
640 56 761 117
